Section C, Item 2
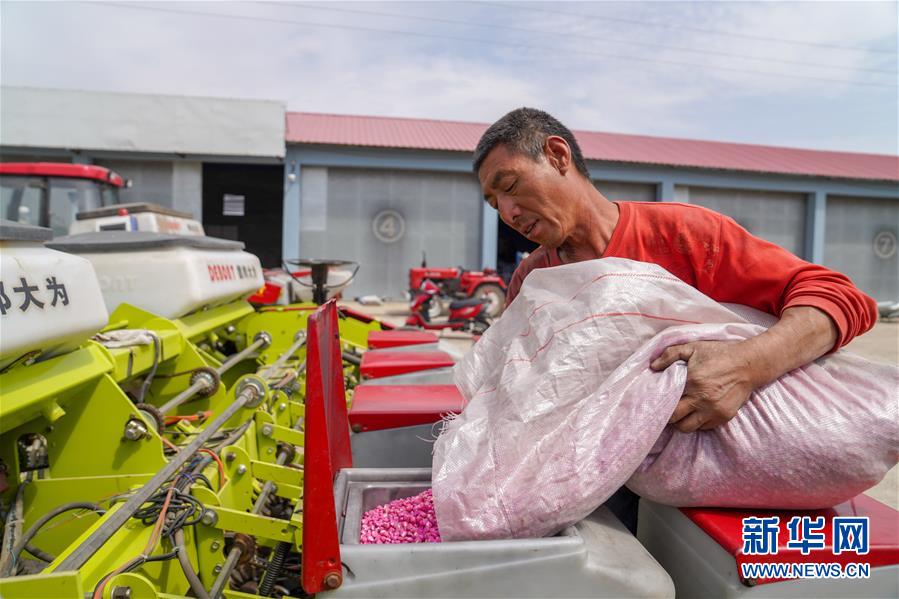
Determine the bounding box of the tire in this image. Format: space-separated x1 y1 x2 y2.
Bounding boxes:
474 283 506 318
427 297 445 319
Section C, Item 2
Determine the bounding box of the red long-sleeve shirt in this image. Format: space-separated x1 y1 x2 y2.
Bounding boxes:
506 201 877 349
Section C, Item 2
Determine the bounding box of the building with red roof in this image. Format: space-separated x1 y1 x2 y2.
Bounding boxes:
283 111 897 301
286 112 898 183
2 87 896 300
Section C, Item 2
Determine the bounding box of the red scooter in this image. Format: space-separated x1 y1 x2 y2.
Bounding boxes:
406 279 491 334
409 254 508 318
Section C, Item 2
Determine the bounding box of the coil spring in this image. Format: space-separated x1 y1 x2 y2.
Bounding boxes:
258 541 290 596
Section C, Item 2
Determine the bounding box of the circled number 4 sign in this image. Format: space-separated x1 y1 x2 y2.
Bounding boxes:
372 210 405 243
873 231 896 260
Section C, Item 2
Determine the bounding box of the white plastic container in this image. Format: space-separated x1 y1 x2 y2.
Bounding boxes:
69 203 204 236
47 232 264 319
330 468 675 598
0 220 109 369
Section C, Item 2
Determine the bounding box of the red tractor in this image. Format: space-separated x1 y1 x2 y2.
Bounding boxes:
409 254 508 318
0 162 126 235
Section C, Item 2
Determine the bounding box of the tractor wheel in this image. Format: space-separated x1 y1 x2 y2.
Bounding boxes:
474 284 506 317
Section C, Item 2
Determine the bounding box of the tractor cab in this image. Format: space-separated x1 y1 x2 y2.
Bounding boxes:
0 163 125 236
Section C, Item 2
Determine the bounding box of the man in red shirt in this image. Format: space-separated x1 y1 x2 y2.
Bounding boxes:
476 108 877 435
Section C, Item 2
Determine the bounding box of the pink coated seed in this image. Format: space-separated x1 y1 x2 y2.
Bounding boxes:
359 489 442 544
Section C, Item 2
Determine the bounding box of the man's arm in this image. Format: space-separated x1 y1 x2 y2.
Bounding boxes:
650 306 837 432
649 210 875 433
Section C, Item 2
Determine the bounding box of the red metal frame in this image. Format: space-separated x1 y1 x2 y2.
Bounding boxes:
301 300 353 593
348 384 465 431
338 305 395 329
682 495 899 585
0 162 124 187
367 329 438 349
360 350 455 379
248 282 282 304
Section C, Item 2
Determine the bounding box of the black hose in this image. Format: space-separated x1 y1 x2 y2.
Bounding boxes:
23 543 54 563
342 351 361 366
174 529 211 599
136 333 162 403
13 502 105 564
0 474 30 577
163 427 245 599
258 541 290 596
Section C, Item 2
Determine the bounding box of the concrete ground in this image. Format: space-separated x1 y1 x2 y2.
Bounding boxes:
344 300 898 509
844 321 898 509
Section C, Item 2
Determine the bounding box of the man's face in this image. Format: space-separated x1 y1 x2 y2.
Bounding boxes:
478 143 573 248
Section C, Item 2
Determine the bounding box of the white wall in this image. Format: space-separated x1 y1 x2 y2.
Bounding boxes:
93 159 202 219
1 87 285 158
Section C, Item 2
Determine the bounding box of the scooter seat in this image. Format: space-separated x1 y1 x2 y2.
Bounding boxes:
449 298 485 310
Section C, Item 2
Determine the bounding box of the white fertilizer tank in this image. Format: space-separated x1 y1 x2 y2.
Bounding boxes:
0 220 109 370
46 232 264 319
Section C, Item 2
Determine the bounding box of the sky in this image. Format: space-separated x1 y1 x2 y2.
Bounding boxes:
1 1 897 155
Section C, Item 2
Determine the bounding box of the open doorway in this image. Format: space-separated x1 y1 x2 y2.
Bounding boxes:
496 220 538 283
202 163 284 267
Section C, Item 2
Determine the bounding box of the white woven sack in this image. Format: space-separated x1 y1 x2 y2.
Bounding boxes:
432 259 898 541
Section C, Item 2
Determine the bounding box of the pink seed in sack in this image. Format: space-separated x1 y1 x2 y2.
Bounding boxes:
360 489 442 544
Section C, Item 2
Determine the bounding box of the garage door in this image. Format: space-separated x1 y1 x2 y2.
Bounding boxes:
824 196 898 301
299 167 482 298
686 187 807 258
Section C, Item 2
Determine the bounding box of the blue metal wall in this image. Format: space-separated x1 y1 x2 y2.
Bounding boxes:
285 144 899 297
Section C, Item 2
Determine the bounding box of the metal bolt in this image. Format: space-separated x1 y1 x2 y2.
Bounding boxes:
210 541 221 551
224 452 236 463
123 419 148 441
324 572 342 589
278 402 287 412
261 424 274 437
111 587 132 599
213 564 223 575
236 464 247 475
254 331 272 347
201 509 218 526
266 447 274 455
237 377 266 408
226 325 236 334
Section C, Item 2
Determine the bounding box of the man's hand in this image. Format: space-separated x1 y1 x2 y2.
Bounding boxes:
649 306 839 434
650 341 756 433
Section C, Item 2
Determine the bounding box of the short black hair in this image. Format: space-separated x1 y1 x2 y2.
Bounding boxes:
473 107 591 179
